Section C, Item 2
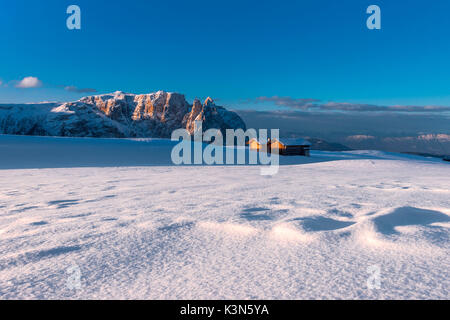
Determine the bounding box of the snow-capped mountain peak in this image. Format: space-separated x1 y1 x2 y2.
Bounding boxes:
0 91 246 138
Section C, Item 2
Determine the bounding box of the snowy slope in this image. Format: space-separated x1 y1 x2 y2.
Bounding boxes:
0 135 449 299
0 134 442 170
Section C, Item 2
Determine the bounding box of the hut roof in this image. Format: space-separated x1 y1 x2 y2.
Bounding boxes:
248 138 267 145
273 138 311 146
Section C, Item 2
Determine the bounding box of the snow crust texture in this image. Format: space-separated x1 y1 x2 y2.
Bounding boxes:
0 136 449 299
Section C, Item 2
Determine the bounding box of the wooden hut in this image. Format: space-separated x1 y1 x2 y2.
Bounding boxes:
248 138 264 151
248 138 311 156
269 138 311 156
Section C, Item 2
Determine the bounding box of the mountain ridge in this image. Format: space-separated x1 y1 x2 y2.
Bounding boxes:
0 91 246 138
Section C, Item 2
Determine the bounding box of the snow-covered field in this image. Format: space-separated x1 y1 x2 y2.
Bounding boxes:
0 135 449 299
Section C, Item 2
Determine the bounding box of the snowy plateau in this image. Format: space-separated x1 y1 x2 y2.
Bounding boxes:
0 134 449 299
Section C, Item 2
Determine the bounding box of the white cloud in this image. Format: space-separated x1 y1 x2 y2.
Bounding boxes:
15 76 43 88
254 96 319 109
64 86 97 93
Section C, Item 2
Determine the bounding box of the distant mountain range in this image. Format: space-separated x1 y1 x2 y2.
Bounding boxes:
343 134 450 157
2 92 449 156
278 133 450 156
0 91 246 138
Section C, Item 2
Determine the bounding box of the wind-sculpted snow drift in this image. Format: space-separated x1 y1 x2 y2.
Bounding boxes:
0 138 449 299
0 91 246 138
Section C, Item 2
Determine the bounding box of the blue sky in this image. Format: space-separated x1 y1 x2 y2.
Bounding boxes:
1 0 450 108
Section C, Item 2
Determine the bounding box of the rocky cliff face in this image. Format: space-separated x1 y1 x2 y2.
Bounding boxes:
183 96 246 135
0 91 246 138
